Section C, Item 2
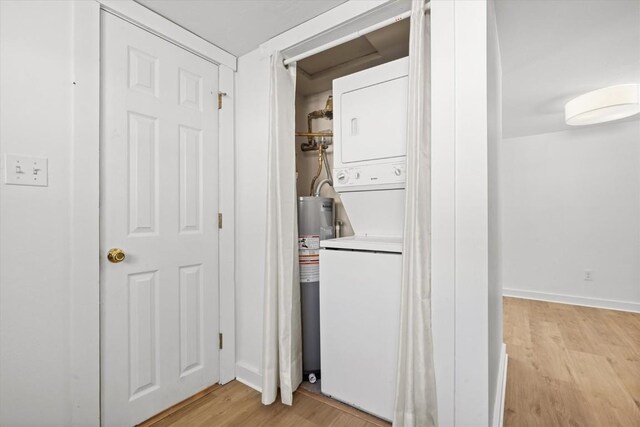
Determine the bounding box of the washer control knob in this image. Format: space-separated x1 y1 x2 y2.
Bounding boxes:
337 171 348 183
353 171 360 180
393 167 402 177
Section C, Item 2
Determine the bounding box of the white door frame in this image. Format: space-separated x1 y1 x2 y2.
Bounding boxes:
250 1 455 425
70 1 236 424
261 1 487 424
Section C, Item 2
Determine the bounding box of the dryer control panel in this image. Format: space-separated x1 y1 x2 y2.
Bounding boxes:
332 57 409 193
334 162 406 192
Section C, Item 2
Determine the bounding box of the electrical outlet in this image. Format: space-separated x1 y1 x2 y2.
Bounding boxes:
584 270 593 281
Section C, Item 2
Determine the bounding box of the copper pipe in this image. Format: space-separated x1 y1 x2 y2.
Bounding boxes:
301 140 331 151
296 132 334 137
301 142 329 152
302 96 333 144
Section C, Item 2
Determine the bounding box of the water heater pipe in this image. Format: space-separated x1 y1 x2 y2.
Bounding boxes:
314 179 331 197
309 147 325 196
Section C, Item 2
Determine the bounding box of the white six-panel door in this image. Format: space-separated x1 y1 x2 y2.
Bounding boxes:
100 12 220 426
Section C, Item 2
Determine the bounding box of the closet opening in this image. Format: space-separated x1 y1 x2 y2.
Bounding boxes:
294 17 410 422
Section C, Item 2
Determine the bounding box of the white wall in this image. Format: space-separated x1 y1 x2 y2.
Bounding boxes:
430 2 457 425
500 120 640 312
452 1 490 425
487 0 505 425
0 1 100 425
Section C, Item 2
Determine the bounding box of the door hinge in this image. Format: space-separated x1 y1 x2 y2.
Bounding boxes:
218 333 223 350
218 213 223 229
217 91 227 110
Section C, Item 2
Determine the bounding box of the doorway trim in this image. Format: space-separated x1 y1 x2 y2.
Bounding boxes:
70 1 237 424
99 0 236 70
243 1 455 424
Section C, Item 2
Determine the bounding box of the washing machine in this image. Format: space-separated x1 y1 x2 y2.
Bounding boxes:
319 237 402 421
319 57 409 421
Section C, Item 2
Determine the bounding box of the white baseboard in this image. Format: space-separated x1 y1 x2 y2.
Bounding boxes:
503 288 640 313
235 362 262 392
492 343 508 427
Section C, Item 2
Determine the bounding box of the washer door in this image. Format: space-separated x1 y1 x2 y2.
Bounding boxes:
319 248 402 421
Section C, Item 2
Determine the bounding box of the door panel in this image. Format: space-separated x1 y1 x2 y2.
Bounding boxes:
179 126 203 233
179 264 203 376
128 112 158 235
101 12 219 426
128 270 159 399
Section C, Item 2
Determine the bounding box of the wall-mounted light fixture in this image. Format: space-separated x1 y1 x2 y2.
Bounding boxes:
565 84 640 126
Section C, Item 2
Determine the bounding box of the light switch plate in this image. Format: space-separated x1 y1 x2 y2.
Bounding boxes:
4 154 48 186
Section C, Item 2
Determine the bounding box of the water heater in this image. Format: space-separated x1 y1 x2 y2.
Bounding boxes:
297 196 334 382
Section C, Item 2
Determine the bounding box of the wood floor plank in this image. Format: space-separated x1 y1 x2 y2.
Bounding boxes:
504 297 533 347
601 309 640 356
605 343 640 412
296 387 390 426
569 349 640 426
528 319 575 383
504 297 640 427
144 379 387 427
504 354 592 427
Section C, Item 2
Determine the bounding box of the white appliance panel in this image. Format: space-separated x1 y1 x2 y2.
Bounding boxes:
332 57 409 193
320 248 402 421
337 189 405 236
334 162 406 192
340 75 408 163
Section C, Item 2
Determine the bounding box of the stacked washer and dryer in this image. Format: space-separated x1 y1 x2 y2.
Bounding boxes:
320 57 409 421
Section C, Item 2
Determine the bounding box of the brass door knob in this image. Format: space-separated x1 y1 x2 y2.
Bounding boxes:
107 248 126 263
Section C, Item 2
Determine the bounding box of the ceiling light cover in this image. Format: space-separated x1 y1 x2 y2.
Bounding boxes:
565 84 640 126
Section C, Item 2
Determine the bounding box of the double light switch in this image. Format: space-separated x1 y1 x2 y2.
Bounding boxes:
3 154 48 187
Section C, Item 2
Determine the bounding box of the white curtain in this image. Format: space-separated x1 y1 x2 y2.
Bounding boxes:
261 51 303 406
394 2 438 426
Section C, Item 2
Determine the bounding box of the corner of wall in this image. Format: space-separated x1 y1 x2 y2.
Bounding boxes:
235 362 263 392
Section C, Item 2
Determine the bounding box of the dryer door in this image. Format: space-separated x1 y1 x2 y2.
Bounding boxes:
340 75 408 163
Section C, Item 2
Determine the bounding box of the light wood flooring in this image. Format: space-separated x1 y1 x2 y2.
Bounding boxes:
504 297 640 426
141 380 390 427
141 297 640 426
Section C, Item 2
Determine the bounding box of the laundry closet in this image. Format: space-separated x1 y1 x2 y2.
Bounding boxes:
293 19 410 421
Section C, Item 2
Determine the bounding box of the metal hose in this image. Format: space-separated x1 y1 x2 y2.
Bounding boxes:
309 147 324 196
323 147 333 186
314 179 331 196
313 148 334 196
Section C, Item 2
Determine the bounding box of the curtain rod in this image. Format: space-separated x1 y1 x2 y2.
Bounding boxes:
283 1 431 67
